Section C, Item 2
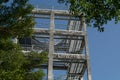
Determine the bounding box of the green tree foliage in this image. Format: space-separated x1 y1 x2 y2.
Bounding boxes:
0 46 26 80
24 51 48 80
0 45 48 80
0 0 48 80
58 0 120 31
0 0 34 38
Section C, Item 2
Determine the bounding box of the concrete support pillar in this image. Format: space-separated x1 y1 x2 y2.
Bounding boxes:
83 18 92 80
13 37 18 44
48 11 54 80
81 77 83 80
31 45 34 51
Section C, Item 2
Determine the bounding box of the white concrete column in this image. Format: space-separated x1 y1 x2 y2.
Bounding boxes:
83 18 92 80
81 77 83 80
13 37 18 44
48 11 54 80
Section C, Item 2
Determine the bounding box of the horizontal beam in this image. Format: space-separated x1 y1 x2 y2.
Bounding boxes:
32 9 72 16
53 59 85 63
54 30 85 36
33 36 83 40
34 28 85 36
34 28 50 34
35 61 85 70
35 64 67 70
53 53 86 60
32 9 83 17
32 15 80 20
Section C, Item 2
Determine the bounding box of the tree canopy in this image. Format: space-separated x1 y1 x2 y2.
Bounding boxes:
0 45 48 80
58 0 120 32
0 0 48 80
0 0 34 38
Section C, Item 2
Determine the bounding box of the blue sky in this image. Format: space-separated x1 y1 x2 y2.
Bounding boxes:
29 0 120 80
88 21 120 80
